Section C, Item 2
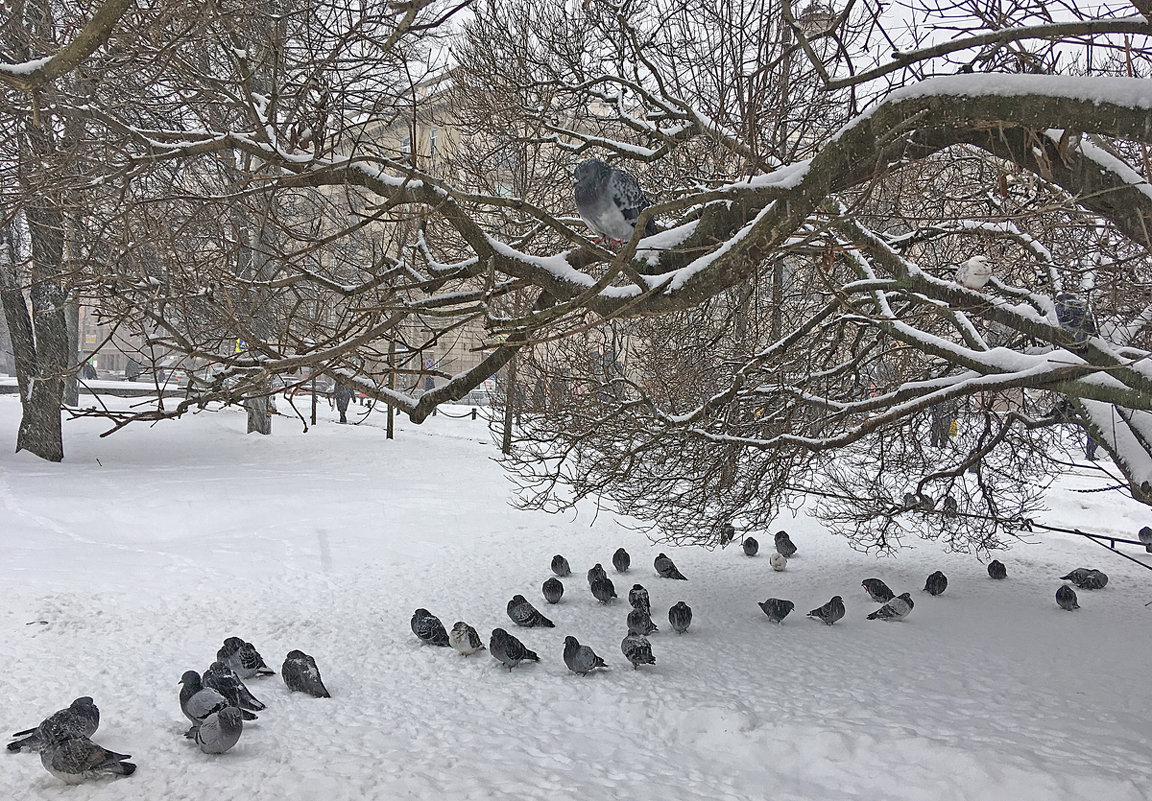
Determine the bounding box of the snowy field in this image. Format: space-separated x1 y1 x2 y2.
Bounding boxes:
0 394 1150 801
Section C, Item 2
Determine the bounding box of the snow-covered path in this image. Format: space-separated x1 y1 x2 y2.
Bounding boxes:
0 396 1148 800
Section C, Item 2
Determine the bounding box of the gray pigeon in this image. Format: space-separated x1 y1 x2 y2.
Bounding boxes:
38 728 134 784
1056 584 1080 610
1139 526 1152 553
1062 567 1108 589
191 706 243 755
612 547 630 573
627 607 659 636
620 634 656 669
448 622 486 657
654 553 687 580
542 577 564 604
281 650 331 697
203 661 264 716
551 554 572 577
924 571 948 596
867 592 914 621
507 594 555 627
591 575 617 604
179 671 230 733
719 522 735 546
807 595 845 626
489 627 539 671
8 697 99 753
563 635 608 676
742 537 759 557
629 584 651 614
587 563 608 587
668 601 693 634
758 598 795 624
987 560 1007 580
217 637 275 678
410 608 451 646
573 158 660 244
774 531 797 558
861 578 894 603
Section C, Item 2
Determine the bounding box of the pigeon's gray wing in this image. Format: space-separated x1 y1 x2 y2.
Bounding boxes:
195 708 243 754
609 169 656 235
41 738 135 783
184 688 229 724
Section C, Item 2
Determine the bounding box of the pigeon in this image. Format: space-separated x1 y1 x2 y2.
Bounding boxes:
807 596 845 626
542 577 564 604
507 594 556 627
551 554 572 577
563 635 608 676
987 560 1007 580
654 553 687 580
955 255 993 290
190 706 243 754
1056 584 1080 611
612 547 631 573
758 598 795 624
719 522 735 546
620 634 656 669
1054 291 1096 347
867 592 914 621
203 662 264 716
179 671 231 734
217 637 275 678
281 650 331 697
1139 526 1152 553
591 575 618 604
1060 568 1107 589
923 571 948 596
861 578 895 603
668 601 693 634
38 728 135 784
410 608 451 646
448 623 486 657
8 697 99 753
769 552 788 572
628 584 651 614
774 531 797 558
489 628 539 670
627 607 659 636
742 537 759 557
587 563 608 586
573 158 659 244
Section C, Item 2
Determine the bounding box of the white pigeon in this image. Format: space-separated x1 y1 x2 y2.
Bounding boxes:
955 256 993 290
769 552 788 571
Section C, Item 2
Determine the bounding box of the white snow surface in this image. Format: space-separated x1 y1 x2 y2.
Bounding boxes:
0 396 1150 800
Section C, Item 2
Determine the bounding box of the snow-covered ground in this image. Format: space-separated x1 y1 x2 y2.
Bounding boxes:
0 395 1149 800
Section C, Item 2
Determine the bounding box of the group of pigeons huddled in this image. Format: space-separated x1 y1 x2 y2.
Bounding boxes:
411 546 705 675
7 638 330 784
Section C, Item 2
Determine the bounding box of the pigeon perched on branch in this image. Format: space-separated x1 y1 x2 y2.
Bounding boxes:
774 531 797 558
551 554 572 577
573 158 660 244
807 596 845 626
612 548 631 573
621 634 656 669
190 706 243 754
955 255 993 289
758 598 795 624
1056 584 1080 611
866 592 914 621
411 609 451 646
861 578 895 603
654 553 687 580
563 636 608 676
8 697 99 753
281 650 331 697
507 594 555 627
489 628 539 670
38 728 135 784
542 577 564 604
668 601 693 634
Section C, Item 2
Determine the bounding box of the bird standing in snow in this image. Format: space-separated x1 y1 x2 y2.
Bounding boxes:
1056 584 1080 611
179 671 230 734
591 575 618 604
411 609 452 646
1061 567 1108 589
203 662 262 718
38 726 135 784
987 560 1007 580
281 650 332 697
190 706 243 754
563 636 608 676
654 553 687 580
573 158 659 245
551 554 572 577
587 563 608 587
866 592 915 621
774 531 797 558
542 577 564 604
217 637 275 678
758 598 795 624
612 547 631 573
627 607 659 636
489 628 539 670
955 255 993 290
507 594 556 627
770 552 788 571
8 697 99 753
1139 526 1152 553
742 537 759 556
621 634 656 669
629 584 651 614
668 601 693 634
924 571 949 596
719 522 736 546
861 578 895 603
807 596 845 626
448 623 487 657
